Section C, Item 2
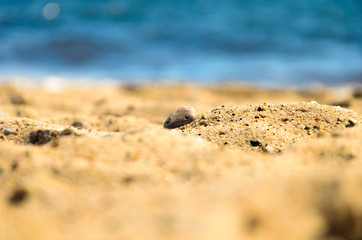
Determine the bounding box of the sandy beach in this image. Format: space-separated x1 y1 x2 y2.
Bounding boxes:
1 82 361 240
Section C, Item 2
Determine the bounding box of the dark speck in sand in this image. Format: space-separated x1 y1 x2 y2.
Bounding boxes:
332 133 341 138
28 130 58 145
60 128 73 136
11 160 19 171
344 154 355 161
246 216 261 232
113 113 123 117
250 140 262 147
8 188 29 206
346 118 357 128
72 121 85 129
122 176 135 185
52 168 61 175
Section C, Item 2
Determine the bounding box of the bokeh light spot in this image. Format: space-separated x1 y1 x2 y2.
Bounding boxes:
43 3 60 20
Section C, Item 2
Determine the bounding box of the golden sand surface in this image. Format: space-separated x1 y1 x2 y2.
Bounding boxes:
0 82 361 240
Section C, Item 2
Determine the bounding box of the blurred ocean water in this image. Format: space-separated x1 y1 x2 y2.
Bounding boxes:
0 0 361 85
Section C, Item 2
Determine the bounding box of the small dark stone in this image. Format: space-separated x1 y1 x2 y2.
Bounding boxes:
4 128 14 136
28 130 58 145
60 128 73 136
250 140 261 147
346 118 357 128
257 106 265 111
71 121 85 128
8 188 28 206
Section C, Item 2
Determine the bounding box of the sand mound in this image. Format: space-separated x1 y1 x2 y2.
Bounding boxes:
180 102 360 152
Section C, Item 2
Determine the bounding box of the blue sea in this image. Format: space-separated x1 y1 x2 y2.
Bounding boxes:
0 0 361 86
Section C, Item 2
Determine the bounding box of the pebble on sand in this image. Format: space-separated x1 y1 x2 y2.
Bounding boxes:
347 118 358 128
164 106 196 129
4 128 15 136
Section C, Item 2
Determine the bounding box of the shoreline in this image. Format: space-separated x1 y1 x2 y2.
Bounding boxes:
1 74 361 92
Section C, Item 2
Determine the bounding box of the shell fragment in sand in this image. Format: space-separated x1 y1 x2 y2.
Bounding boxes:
164 106 196 129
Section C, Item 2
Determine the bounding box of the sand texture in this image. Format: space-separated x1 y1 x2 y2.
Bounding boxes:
0 83 362 240
181 102 359 152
